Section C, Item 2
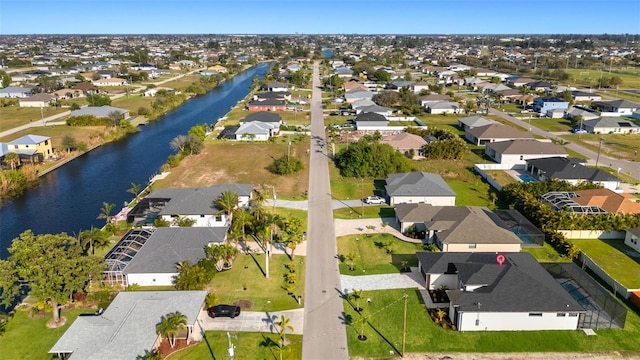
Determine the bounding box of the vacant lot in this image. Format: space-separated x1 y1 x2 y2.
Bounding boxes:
153 137 310 199
111 95 154 112
0 106 68 131
565 68 640 89
562 133 640 162
168 332 302 360
337 234 424 275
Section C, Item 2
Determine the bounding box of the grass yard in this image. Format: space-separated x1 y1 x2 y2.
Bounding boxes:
161 74 201 91
167 332 302 360
344 288 640 357
209 254 306 311
565 68 640 89
522 242 572 263
575 239 640 289
484 170 518 188
0 124 104 150
0 106 68 131
153 138 310 200
111 95 154 112
529 117 574 132
337 234 424 275
333 206 395 220
562 133 640 162
274 207 308 229
0 308 87 360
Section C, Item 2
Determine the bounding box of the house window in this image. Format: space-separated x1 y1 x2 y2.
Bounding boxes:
520 155 524 160
44 140 49 145
468 243 477 249
215 215 223 222
528 313 543 317
171 215 178 218
556 313 566 317
14 145 18 149
200 215 205 218
568 313 578 317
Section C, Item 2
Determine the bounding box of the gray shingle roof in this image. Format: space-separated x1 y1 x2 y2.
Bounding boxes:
49 291 207 359
416 252 583 313
355 112 386 122
147 184 253 216
385 172 456 197
582 117 640 130
123 227 228 274
458 116 498 128
8 134 50 145
467 124 532 139
241 111 282 123
486 139 566 155
526 157 618 182
69 105 128 118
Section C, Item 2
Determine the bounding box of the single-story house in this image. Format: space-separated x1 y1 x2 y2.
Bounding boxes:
247 98 286 112
105 227 228 286
427 101 461 114
0 86 32 98
345 90 375 104
381 132 427 158
208 65 228 73
6 134 53 163
465 124 532 146
49 291 207 359
127 184 253 227
592 100 640 117
582 117 640 134
624 228 640 252
69 105 130 120
385 172 456 206
234 121 278 141
485 139 567 165
419 94 451 107
92 77 128 86
526 81 553 92
334 66 354 78
571 91 602 102
457 116 498 131
240 111 283 127
18 93 54 107
573 188 640 214
262 81 289 92
355 104 392 117
532 96 569 114
564 107 600 121
396 204 522 252
354 112 388 130
351 99 376 111
525 157 619 191
254 91 291 102
507 77 535 87
411 81 430 94
416 252 584 331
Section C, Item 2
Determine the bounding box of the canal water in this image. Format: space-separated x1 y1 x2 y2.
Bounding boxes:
0 63 269 259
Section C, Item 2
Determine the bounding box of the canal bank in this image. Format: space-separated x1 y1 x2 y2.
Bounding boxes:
0 63 269 259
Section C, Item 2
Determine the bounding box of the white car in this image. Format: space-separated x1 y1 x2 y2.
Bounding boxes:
363 196 385 204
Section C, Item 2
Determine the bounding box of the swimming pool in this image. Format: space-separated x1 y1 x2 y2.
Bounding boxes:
517 174 536 182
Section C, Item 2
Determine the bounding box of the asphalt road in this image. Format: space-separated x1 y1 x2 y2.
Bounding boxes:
301 61 349 360
488 108 640 180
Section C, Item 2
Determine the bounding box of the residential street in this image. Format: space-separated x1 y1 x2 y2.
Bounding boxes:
488 108 640 180
301 61 349 360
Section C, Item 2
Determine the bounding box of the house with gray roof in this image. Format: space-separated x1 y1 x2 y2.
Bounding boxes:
234 121 278 141
356 104 392 117
525 157 619 191
592 100 640 117
345 90 374 104
128 184 253 227
354 112 388 130
426 101 461 114
396 204 522 252
485 139 567 165
457 116 498 131
564 107 600 122
110 227 228 286
582 117 640 134
49 291 207 359
385 172 456 206
465 124 532 146
416 252 584 331
18 93 54 107
69 105 130 120
0 86 32 98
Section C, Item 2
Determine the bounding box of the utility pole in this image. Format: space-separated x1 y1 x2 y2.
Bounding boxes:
402 294 408 358
595 138 603 168
360 177 364 217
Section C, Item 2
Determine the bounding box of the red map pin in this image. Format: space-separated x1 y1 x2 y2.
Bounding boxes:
496 254 506 267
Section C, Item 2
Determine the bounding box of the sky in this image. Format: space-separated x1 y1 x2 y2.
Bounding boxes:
1 0 639 35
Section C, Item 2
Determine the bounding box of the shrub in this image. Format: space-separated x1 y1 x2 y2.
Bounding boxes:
268 154 304 175
67 115 108 126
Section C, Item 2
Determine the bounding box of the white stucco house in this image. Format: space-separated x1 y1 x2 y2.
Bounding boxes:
385 172 456 206
624 228 640 252
525 157 620 191
416 252 585 331
484 139 567 165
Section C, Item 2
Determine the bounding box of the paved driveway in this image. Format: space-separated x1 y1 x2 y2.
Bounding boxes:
200 308 304 335
340 268 425 292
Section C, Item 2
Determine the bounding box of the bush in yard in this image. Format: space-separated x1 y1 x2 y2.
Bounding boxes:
268 154 304 175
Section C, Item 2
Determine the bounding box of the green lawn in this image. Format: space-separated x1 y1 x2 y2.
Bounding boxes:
337 234 424 275
0 308 87 360
575 239 640 289
344 288 640 358
529 117 574 132
522 242 572 263
0 106 68 131
167 332 302 360
273 207 308 229
484 170 518 188
209 254 305 311
111 95 154 112
562 133 640 162
565 68 640 89
333 206 395 220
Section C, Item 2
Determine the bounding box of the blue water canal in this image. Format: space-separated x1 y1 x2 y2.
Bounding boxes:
0 63 269 259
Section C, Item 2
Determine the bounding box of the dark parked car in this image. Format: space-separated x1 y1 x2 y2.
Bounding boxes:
207 304 241 318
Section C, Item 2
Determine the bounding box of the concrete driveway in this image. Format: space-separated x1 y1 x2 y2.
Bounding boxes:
200 308 304 335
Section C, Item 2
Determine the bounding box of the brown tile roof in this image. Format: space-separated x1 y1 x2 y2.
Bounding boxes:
573 188 640 214
381 132 427 150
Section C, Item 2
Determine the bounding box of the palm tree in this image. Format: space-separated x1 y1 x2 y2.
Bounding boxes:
136 349 161 360
156 312 187 349
216 190 239 226
281 216 304 260
128 182 142 201
345 252 356 271
436 308 447 325
97 202 116 225
349 289 364 312
79 227 109 255
3 152 20 170
274 315 294 345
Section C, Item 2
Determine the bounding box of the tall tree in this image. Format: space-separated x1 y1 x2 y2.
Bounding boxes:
0 231 104 324
156 311 187 349
3 152 20 170
128 182 142 201
274 315 294 344
281 216 304 260
216 190 239 226
97 202 116 225
79 227 109 256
